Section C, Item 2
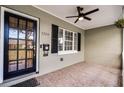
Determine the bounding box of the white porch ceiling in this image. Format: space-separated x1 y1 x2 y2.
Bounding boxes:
34 5 122 30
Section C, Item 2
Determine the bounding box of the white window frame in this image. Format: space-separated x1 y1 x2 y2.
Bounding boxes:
58 27 78 55
0 7 40 83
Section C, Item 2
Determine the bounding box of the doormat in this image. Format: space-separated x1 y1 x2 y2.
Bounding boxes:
11 78 40 87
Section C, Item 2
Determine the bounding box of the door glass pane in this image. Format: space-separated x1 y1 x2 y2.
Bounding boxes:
9 50 17 61
18 50 25 59
27 50 33 58
19 19 26 30
27 32 33 40
9 39 17 49
8 61 17 72
18 60 25 70
19 40 26 49
9 28 18 38
27 59 33 68
27 21 33 31
19 30 26 39
27 41 33 49
9 16 18 28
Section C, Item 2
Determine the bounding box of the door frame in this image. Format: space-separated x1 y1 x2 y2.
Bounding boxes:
0 6 40 83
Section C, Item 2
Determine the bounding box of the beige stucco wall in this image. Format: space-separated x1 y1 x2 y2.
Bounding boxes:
0 5 84 86
85 25 122 69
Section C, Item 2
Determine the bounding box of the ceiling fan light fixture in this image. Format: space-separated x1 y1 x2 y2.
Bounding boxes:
79 17 84 20
65 7 99 23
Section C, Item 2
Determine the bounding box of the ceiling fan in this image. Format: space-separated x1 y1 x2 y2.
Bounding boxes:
65 6 99 23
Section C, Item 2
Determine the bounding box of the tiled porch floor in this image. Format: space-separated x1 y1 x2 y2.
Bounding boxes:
12 62 122 87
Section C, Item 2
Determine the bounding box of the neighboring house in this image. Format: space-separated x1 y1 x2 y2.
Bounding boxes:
0 5 123 87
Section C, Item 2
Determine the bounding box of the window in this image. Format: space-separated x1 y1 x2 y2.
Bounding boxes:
58 27 78 55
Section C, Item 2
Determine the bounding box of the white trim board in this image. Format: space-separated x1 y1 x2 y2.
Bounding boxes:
32 5 84 30
0 6 40 83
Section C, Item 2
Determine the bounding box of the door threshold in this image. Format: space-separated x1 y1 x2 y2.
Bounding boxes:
2 72 37 86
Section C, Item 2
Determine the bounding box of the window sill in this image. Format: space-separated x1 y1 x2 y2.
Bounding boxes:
58 51 78 55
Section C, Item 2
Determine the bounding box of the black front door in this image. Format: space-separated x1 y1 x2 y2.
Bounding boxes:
4 12 37 79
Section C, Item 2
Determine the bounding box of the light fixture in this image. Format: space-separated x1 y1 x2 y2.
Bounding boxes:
79 17 84 20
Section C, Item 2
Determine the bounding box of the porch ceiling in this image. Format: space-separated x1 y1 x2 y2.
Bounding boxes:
33 5 122 30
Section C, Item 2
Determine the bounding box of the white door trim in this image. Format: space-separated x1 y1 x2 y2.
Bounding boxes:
0 6 40 83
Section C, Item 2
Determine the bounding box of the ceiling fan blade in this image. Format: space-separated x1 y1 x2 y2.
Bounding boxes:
77 7 83 15
84 16 91 21
84 8 99 16
77 7 81 15
74 18 79 23
66 16 78 18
